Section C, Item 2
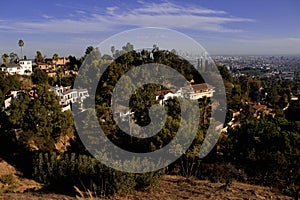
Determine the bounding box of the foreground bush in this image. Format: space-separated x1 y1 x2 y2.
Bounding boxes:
32 152 164 195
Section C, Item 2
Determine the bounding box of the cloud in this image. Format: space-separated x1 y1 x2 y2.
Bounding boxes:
75 10 86 15
42 15 53 19
106 6 118 15
235 37 300 45
0 1 254 34
287 37 300 42
132 2 227 15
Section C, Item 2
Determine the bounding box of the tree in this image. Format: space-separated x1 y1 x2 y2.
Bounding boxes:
223 117 300 192
122 42 134 53
35 51 45 63
32 68 48 85
217 65 233 82
18 39 24 59
1 53 9 63
285 100 300 121
53 53 59 61
66 55 81 71
56 68 64 86
9 52 18 63
85 46 94 56
7 85 74 151
0 71 21 94
111 46 115 57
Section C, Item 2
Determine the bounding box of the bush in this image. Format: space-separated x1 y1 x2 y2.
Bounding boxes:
0 174 14 185
32 152 164 195
135 170 165 191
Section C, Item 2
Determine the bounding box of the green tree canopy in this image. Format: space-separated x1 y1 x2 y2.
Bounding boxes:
31 68 48 85
1 53 9 63
35 51 45 63
7 85 74 151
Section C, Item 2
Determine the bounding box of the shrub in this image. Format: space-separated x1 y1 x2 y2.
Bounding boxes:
32 152 164 195
0 174 14 185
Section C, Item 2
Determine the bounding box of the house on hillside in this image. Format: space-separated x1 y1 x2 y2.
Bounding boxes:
155 83 215 105
252 104 275 118
0 60 32 75
47 72 57 77
156 90 179 106
49 85 89 111
188 83 215 100
1 90 27 111
0 63 21 75
18 59 33 74
44 57 69 68
53 57 69 66
36 62 53 71
35 57 71 76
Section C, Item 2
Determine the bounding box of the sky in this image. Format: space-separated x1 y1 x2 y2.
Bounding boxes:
0 0 300 58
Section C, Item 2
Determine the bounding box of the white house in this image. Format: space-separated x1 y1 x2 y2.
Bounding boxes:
156 83 215 105
18 59 33 75
156 91 181 106
61 89 79 105
1 63 22 75
186 83 215 100
0 60 32 75
1 91 27 111
49 85 89 111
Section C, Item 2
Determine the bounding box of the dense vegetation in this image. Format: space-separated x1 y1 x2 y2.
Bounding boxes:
0 44 299 197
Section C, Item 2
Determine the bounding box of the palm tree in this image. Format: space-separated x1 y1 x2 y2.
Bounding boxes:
18 39 24 59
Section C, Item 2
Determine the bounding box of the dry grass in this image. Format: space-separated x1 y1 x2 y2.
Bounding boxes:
0 160 293 200
2 175 291 200
0 160 42 195
104 175 292 200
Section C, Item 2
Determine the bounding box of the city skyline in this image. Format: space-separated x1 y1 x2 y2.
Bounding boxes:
0 0 300 58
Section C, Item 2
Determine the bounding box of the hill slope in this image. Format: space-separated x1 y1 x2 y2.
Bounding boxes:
0 159 293 200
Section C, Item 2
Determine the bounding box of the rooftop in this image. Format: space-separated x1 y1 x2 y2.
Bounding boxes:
1 63 21 68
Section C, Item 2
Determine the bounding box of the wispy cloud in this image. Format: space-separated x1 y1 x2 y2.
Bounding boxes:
132 2 227 15
42 15 53 19
106 6 119 15
235 37 300 45
75 10 86 15
287 37 300 42
0 1 254 34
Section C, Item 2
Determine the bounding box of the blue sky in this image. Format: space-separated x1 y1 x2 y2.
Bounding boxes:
0 0 299 58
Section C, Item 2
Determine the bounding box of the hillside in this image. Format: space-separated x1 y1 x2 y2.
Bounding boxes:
0 159 293 200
